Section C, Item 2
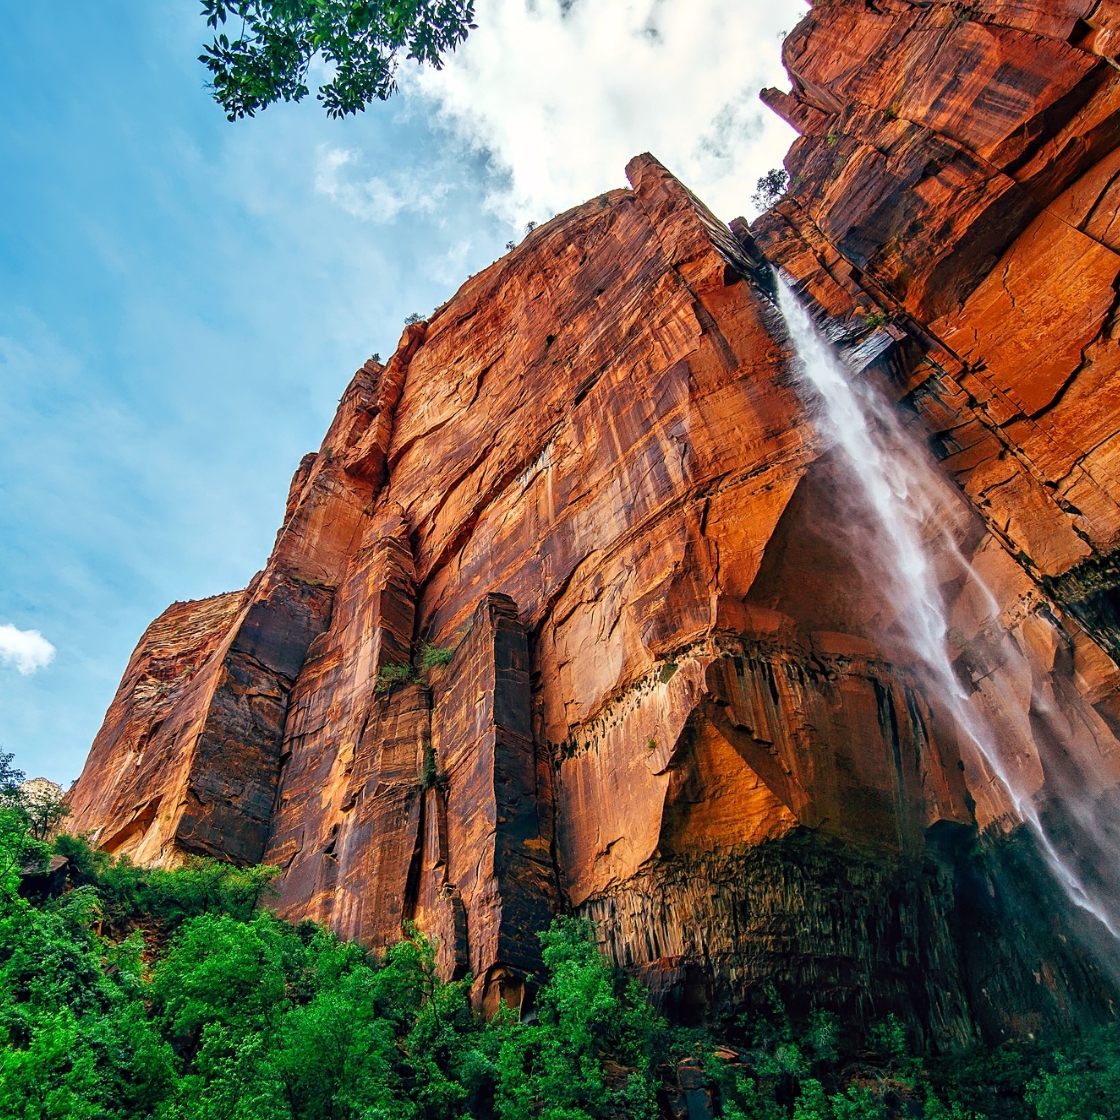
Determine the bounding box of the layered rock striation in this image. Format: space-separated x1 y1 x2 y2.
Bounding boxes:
69 0 1120 1045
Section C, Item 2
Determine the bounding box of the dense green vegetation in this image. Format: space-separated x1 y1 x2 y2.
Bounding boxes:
198 0 477 120
0 762 1117 1119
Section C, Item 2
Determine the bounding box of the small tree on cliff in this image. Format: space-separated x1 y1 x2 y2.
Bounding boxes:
752 168 789 211
199 0 478 119
0 750 24 797
0 756 70 843
17 778 70 841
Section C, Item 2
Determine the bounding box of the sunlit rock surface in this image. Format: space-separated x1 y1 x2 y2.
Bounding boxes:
755 0 1120 625
69 0 1120 1044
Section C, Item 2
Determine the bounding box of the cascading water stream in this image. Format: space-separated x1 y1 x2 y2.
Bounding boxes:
775 272 1120 943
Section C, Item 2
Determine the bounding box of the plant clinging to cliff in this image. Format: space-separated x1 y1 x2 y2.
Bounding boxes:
752 168 789 211
374 661 415 694
199 0 477 120
420 642 456 670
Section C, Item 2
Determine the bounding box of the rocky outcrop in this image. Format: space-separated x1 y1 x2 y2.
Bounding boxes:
753 0 1120 637
69 0 1120 1044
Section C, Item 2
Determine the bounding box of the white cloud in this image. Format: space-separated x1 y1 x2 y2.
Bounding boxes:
404 0 805 227
314 146 451 222
0 624 56 675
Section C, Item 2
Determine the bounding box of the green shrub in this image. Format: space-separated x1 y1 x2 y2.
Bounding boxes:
1026 1025 1120 1120
51 834 280 935
0 805 49 900
420 643 457 671
143 859 281 929
374 662 416 695
0 882 177 1118
494 916 660 1120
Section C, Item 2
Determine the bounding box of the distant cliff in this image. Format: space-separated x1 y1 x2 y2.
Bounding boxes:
68 0 1120 1047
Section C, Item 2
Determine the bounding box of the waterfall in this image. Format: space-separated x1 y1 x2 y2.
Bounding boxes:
775 272 1120 943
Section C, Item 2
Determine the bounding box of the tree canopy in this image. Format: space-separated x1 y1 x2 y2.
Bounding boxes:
199 0 477 119
2 808 1117 1118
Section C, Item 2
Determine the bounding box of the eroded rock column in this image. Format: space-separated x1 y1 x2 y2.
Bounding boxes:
434 593 560 1012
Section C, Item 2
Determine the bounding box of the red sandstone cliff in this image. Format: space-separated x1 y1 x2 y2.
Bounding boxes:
748 0 1120 907
68 0 1120 1044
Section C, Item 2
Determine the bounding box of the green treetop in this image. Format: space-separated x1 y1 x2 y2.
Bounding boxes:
199 0 477 120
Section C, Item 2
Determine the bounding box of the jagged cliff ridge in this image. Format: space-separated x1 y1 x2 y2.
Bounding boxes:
69 0 1120 1045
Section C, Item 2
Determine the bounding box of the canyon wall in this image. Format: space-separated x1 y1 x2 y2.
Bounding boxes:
68 0 1120 1045
749 0 1120 929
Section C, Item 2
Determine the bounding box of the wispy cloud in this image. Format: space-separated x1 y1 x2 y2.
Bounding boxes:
314 146 450 222
404 0 804 226
0 625 56 675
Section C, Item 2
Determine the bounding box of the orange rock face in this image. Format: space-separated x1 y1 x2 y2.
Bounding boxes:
69 0 1120 1042
755 0 1120 590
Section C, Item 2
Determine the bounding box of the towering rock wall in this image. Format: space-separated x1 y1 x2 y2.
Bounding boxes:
69 0 1120 1044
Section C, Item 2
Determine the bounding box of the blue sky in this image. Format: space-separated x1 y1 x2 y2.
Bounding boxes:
0 0 800 785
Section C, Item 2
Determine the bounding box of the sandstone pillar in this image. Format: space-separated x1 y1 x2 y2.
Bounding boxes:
433 593 560 1012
